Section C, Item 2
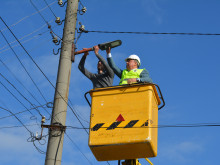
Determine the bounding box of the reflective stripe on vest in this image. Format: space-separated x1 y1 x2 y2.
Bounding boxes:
119 69 144 85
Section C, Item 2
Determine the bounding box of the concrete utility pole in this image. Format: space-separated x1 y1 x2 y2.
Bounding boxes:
45 0 78 164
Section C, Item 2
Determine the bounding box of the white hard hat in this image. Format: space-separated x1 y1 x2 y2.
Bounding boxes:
125 54 141 67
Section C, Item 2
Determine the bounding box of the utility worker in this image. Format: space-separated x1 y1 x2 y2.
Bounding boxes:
106 48 152 85
78 46 114 89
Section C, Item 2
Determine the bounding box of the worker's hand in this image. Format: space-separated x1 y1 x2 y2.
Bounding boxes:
127 78 137 84
83 51 89 57
94 45 99 55
106 47 111 54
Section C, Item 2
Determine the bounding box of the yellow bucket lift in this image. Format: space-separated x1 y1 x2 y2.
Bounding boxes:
84 83 165 162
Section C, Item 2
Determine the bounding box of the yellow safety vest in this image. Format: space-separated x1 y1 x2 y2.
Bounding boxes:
119 69 144 85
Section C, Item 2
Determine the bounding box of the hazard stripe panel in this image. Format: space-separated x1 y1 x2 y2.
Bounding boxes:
91 123 105 131
106 121 122 130
124 120 139 128
91 120 154 131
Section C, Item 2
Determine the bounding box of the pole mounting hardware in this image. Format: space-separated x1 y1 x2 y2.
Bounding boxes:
41 124 66 131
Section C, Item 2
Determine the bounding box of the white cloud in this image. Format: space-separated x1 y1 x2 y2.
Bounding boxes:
0 129 45 165
37 54 59 78
141 0 164 25
160 140 204 162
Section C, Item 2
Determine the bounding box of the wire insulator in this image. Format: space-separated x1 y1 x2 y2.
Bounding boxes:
79 25 85 32
41 116 46 124
58 0 63 5
53 37 58 43
55 17 61 24
81 7 87 13
36 132 39 138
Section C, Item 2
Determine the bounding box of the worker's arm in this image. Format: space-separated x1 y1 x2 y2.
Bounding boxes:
106 48 123 78
78 52 94 79
139 69 153 83
94 46 114 78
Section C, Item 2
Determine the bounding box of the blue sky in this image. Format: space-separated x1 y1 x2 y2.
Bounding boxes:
0 0 220 165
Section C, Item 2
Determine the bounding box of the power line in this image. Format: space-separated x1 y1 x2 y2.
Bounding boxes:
0 61 89 164
0 17 89 135
0 0 57 32
0 59 51 117
66 123 220 129
0 19 90 165
68 100 89 123
0 80 34 116
79 0 85 8
0 26 48 103
0 124 38 130
0 102 87 160
83 30 220 36
54 130 64 165
30 0 61 40
30 0 51 26
156 123 220 128
0 103 51 120
0 20 54 53
0 37 52 58
42 0 57 18
0 106 33 134
27 132 49 154
0 105 50 155
0 9 91 162
0 51 87 126
0 72 44 117
0 17 92 164
65 133 94 165
0 34 42 54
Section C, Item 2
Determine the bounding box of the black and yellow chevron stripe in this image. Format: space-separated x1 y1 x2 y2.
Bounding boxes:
91 119 153 131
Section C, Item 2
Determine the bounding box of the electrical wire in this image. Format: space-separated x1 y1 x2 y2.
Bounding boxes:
0 17 89 135
156 123 220 128
0 50 90 165
0 17 100 165
0 124 38 130
75 30 82 45
84 30 220 36
30 0 62 40
2 3 219 164
68 100 89 124
42 0 57 18
0 80 34 116
54 130 64 165
32 140 47 154
79 0 85 8
0 1 57 32
0 34 39 54
0 103 51 120
65 133 94 165
0 20 54 53
0 34 88 164
66 123 220 129
27 133 49 154
0 17 99 165
0 27 48 103
0 59 51 117
0 106 33 134
0 34 41 54
30 0 50 25
0 72 46 117
0 56 86 126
